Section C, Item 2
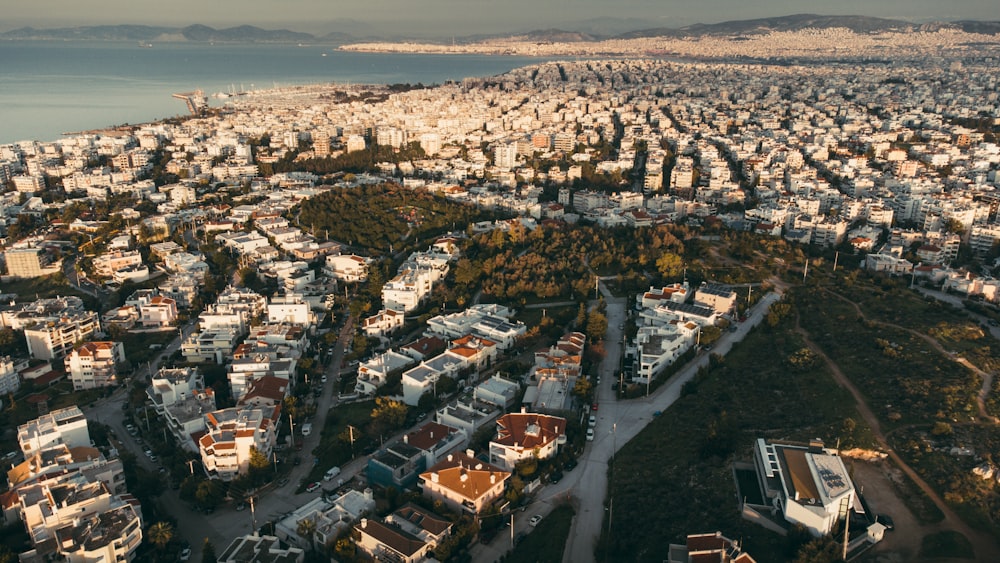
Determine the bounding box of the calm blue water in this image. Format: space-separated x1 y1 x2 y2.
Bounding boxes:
0 40 543 144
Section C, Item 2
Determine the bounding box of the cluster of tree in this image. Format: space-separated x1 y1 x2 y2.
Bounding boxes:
297 183 491 253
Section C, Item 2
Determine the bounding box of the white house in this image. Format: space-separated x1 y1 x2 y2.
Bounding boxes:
750 438 855 537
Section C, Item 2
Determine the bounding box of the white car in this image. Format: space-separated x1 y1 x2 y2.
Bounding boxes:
324 466 341 481
588 415 597 427
529 515 543 526
179 547 191 561
321 375 328 383
586 428 595 441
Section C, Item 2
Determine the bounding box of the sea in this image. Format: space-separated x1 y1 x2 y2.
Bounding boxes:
0 40 546 145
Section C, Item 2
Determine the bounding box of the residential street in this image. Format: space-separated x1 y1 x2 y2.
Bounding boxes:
469 285 782 563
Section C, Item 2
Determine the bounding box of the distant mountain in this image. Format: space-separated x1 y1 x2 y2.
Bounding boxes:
619 13 931 38
0 25 175 41
0 24 319 43
516 29 603 43
1 15 997 44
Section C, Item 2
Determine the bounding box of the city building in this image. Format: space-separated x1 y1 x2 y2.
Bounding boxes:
64 341 126 390
198 405 279 481
23 311 101 360
3 246 62 278
17 406 91 458
354 504 452 563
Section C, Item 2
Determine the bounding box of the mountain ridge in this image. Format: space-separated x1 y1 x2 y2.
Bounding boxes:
2 15 998 44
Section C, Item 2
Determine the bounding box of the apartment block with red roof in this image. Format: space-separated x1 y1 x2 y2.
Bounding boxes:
64 341 126 390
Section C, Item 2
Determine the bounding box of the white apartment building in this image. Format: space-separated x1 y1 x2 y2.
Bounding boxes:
24 311 101 360
199 405 279 481
140 295 178 327
382 268 436 313
17 479 142 562
17 406 91 458
267 293 313 326
147 367 217 451
92 250 143 277
0 355 20 395
64 341 126 390
324 253 372 282
356 350 417 395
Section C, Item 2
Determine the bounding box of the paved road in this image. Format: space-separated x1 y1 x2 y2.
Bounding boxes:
559 289 781 563
470 287 782 563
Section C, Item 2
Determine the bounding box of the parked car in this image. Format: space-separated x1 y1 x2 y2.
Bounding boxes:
529 515 543 526
179 547 191 561
550 470 563 484
235 502 246 512
321 375 328 383
324 466 341 481
564 459 578 471
301 423 312 436
305 482 322 493
588 415 597 427
591 402 599 411
586 428 595 441
277 477 290 487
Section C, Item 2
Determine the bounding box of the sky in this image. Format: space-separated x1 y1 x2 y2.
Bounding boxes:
4 0 996 37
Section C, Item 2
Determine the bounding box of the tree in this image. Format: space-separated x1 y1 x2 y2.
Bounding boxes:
297 518 318 547
248 446 270 472
656 252 684 279
148 521 174 550
201 538 217 563
586 311 608 343
371 397 408 430
572 376 593 400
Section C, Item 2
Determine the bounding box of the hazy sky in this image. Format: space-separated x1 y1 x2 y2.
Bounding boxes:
4 0 996 36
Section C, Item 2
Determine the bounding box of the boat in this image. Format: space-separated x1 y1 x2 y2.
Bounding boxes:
139 41 153 48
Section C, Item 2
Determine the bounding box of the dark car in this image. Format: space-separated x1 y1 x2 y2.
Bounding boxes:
550 470 563 484
876 513 895 530
564 459 578 471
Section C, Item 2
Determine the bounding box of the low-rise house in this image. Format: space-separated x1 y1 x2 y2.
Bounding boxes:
667 532 758 563
276 488 375 550
693 283 738 316
473 374 520 408
140 295 178 328
367 423 465 490
748 438 855 537
419 450 509 515
324 253 372 282
356 350 417 396
363 309 406 338
355 504 452 563
64 341 126 390
434 395 501 438
488 411 567 471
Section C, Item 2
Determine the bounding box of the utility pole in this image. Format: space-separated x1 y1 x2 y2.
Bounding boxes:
187 459 196 475
510 513 515 550
833 250 839 272
249 496 257 532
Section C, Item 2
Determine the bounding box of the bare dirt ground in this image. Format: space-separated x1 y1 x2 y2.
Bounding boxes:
850 459 922 561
